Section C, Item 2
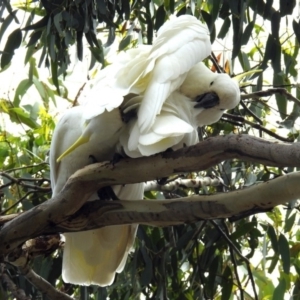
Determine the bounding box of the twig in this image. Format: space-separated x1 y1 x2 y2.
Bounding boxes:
0 172 51 192
221 220 244 300
0 191 45 215
19 264 74 300
4 163 49 173
221 113 293 143
73 82 87 107
211 220 258 300
0 266 31 300
239 99 263 125
209 52 224 73
144 177 224 192
241 88 300 106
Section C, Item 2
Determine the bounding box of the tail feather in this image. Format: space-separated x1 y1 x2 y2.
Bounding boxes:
62 183 144 286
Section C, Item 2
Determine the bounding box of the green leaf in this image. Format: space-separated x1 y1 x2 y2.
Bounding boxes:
292 20 300 44
238 51 251 72
278 234 290 274
245 172 257 186
8 107 39 129
13 79 33 107
231 222 258 240
284 212 296 233
273 73 287 119
209 0 222 21
217 17 231 39
23 15 49 31
206 255 220 297
155 5 166 31
1 28 22 69
50 59 60 95
266 225 279 253
280 0 296 16
27 30 43 47
140 247 153 286
0 10 18 43
268 254 279 273
292 278 300 300
246 0 276 20
261 34 276 70
271 11 281 40
272 278 286 300
221 266 233 300
242 21 254 45
89 47 104 67
118 35 132 51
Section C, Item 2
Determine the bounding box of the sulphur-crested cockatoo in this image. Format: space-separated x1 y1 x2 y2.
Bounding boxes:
56 14 210 161
50 106 144 286
69 14 239 159
51 14 240 286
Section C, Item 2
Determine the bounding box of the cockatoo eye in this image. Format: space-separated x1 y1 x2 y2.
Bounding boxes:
194 92 220 109
210 81 214 86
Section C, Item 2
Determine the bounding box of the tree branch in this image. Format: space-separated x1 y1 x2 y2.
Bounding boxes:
241 88 300 106
19 265 73 300
0 264 31 300
1 134 300 256
144 177 224 192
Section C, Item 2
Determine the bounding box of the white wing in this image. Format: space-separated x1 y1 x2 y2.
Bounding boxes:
137 15 211 132
79 15 210 129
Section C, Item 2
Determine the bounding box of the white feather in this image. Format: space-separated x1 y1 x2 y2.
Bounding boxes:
50 107 144 286
50 15 241 287
78 15 211 133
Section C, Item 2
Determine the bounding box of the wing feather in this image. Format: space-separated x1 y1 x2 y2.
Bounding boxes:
137 16 211 132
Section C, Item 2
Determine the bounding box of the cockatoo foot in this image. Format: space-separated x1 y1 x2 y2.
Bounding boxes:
157 148 174 185
97 186 119 201
88 155 120 201
194 92 220 109
111 152 123 165
88 154 98 164
120 108 137 123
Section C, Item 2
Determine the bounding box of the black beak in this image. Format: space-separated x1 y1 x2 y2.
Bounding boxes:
194 92 220 109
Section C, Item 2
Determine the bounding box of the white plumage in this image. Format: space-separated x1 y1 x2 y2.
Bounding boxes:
50 107 144 286
50 14 240 287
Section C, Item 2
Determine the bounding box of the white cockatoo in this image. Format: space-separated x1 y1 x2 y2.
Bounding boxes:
58 15 212 161
50 14 240 287
67 14 240 159
50 106 144 286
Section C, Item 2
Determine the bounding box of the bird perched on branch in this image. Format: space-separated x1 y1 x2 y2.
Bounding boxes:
50 14 240 287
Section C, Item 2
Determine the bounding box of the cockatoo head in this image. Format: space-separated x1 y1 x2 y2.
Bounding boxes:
180 63 240 126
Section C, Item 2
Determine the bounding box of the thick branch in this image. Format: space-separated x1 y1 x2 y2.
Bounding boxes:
41 172 300 232
1 134 300 256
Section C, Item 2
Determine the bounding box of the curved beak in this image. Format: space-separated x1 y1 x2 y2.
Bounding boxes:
194 92 219 109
